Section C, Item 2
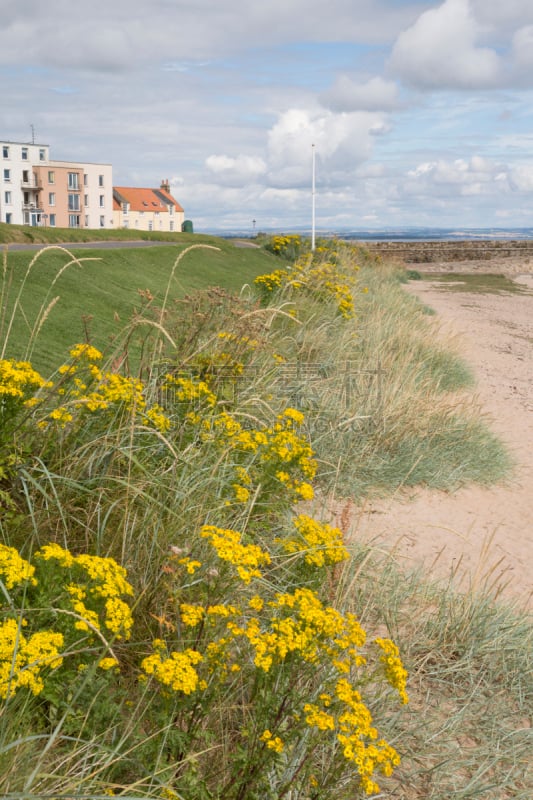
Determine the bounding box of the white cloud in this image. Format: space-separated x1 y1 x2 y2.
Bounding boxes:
405 156 509 196
266 108 388 188
0 1 426 70
511 25 533 70
389 0 502 89
205 154 267 186
320 75 400 112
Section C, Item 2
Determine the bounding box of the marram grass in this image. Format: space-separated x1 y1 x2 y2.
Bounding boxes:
0 238 529 799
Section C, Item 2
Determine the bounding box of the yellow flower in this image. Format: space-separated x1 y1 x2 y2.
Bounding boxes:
98 657 119 671
180 603 205 627
142 646 203 694
0 545 37 589
375 637 409 704
259 729 284 753
200 525 270 585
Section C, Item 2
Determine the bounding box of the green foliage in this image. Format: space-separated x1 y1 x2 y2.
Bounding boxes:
0 238 527 799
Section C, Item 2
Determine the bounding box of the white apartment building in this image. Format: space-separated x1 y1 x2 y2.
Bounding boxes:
0 139 113 229
1 140 50 226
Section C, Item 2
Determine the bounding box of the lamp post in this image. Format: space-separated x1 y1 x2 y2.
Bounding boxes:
311 143 316 252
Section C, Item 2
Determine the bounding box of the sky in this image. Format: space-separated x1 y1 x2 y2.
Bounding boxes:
2 0 533 233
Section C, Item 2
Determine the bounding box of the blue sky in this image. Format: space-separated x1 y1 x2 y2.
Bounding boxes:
2 0 533 232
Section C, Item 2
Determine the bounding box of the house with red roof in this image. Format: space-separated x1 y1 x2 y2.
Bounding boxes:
113 180 185 233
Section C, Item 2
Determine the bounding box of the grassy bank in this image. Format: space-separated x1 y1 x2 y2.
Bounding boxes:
0 221 197 245
1 239 277 374
0 238 530 799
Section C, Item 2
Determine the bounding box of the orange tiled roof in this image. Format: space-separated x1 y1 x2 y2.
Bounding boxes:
113 186 184 213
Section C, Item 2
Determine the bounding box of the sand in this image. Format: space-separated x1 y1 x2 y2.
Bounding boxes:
344 256 533 610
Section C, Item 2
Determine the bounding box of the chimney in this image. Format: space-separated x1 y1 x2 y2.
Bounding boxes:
160 178 170 193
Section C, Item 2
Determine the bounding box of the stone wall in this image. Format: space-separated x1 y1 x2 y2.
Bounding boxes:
361 240 533 263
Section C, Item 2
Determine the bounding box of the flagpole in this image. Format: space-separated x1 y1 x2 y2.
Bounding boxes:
311 143 316 251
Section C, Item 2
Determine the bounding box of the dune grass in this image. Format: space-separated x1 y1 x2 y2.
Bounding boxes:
0 238 530 799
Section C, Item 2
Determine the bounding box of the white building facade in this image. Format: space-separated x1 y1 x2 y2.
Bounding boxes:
1 140 50 226
0 139 113 229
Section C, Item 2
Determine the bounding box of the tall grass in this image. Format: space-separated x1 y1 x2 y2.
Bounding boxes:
0 238 529 799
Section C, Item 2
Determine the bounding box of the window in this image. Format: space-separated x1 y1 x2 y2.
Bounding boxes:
84 194 89 207
3 169 10 181
169 221 174 232
4 191 11 204
49 213 56 227
68 172 79 190
85 215 89 227
148 221 153 231
23 192 30 205
5 213 12 223
68 194 80 211
39 149 46 161
154 211 159 216
49 192 55 206
22 147 28 160
22 170 29 184
169 205 174 215
84 174 88 186
2 146 8 159
99 195 104 207
122 202 128 215
48 171 55 184
98 174 104 186
99 215 105 227
69 214 80 228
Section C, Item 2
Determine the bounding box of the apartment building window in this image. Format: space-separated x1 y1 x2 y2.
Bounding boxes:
22 170 30 184
99 215 105 227
3 169 10 181
84 174 88 186
4 191 11 204
68 194 80 211
39 149 46 161
49 192 55 206
68 172 79 190
23 192 30 205
98 175 104 187
2 146 8 159
85 215 89 227
22 147 28 160
84 194 89 207
99 195 105 207
49 214 56 226
69 214 80 228
48 171 55 184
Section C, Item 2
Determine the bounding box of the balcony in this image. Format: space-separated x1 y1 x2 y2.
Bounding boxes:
22 202 44 212
21 177 43 190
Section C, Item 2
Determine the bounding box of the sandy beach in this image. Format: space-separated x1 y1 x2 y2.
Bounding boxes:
346 255 533 609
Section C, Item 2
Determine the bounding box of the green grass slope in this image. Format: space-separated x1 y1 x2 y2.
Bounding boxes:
1 238 276 374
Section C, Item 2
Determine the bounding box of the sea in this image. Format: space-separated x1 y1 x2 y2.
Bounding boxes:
209 227 533 242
